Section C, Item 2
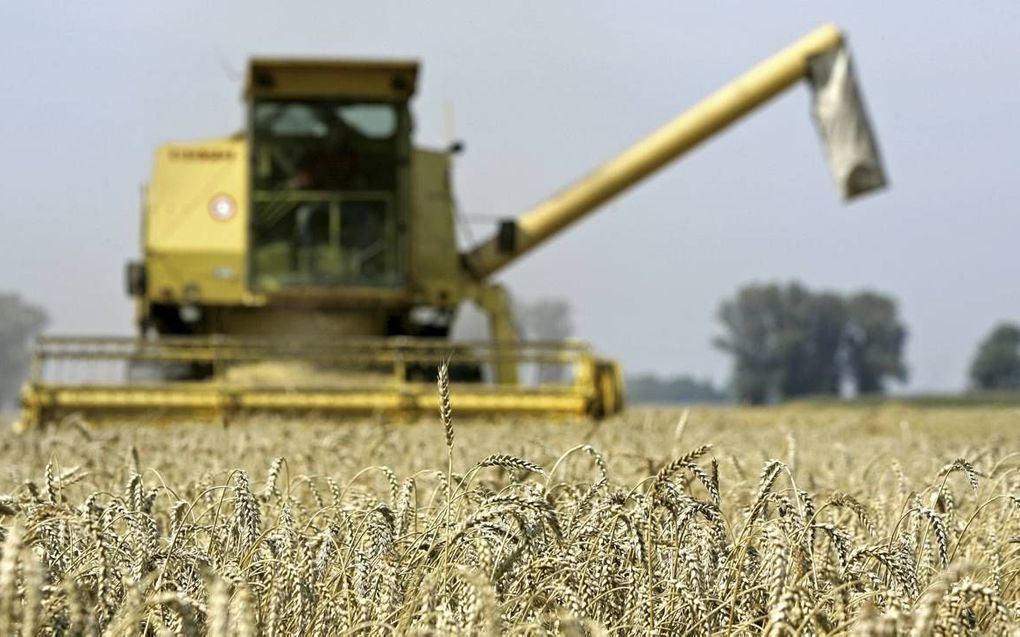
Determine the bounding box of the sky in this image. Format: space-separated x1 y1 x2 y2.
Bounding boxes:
1 2 1018 393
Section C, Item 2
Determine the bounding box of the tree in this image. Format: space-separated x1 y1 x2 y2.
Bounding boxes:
0 294 48 408
451 297 573 344
777 288 848 398
714 282 907 404
715 283 790 404
515 298 573 383
516 298 572 342
449 296 574 383
714 282 847 404
969 322 1020 390
844 292 908 394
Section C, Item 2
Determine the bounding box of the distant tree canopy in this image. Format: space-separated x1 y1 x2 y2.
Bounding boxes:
0 294 48 408
515 298 573 343
969 322 1020 390
844 292 910 394
625 374 730 405
450 297 573 343
714 282 907 404
515 298 573 383
450 296 575 383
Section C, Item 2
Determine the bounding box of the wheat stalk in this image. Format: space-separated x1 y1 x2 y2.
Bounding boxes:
0 399 1014 634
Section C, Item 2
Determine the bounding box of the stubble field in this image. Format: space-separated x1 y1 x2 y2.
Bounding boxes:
0 400 1017 634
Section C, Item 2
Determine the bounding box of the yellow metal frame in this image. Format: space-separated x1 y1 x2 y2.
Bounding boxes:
245 58 419 101
17 335 621 429
20 383 591 427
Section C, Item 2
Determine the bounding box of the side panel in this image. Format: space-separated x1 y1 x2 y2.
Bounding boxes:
145 138 249 305
409 149 461 306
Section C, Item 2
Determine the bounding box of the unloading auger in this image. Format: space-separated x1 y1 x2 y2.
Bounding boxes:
18 24 886 429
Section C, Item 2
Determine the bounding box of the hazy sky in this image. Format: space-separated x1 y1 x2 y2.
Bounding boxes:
2 2 1018 392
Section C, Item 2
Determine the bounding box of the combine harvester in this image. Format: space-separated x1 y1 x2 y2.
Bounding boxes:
18 24 886 428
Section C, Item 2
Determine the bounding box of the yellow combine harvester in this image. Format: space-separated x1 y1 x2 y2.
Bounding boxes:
19 24 886 428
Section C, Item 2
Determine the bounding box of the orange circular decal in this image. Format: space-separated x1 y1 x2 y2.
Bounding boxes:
209 194 237 222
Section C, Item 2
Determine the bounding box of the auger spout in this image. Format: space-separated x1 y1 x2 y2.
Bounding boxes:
463 24 885 280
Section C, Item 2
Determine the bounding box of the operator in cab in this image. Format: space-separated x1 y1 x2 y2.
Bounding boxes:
287 107 387 282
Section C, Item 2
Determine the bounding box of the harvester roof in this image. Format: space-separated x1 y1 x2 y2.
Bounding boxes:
245 58 419 102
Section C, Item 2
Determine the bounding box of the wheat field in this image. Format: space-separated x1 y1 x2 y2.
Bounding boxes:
0 391 1018 634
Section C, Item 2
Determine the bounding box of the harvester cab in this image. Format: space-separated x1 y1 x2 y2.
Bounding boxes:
247 62 414 294
132 60 427 340
19 24 887 429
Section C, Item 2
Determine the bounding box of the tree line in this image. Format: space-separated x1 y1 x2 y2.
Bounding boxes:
714 282 908 404
969 323 1020 390
715 281 1020 403
1 287 1019 409
0 294 47 409
625 374 730 404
